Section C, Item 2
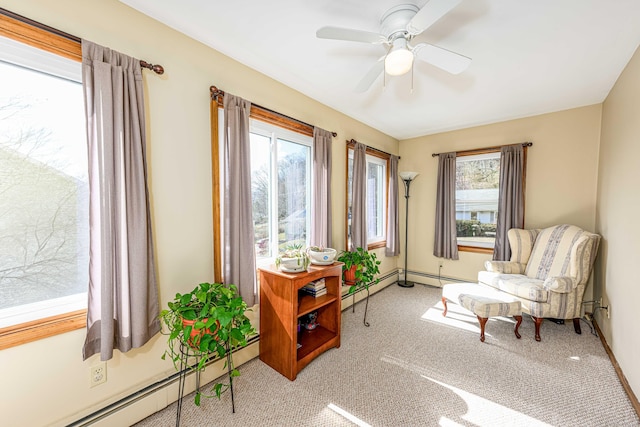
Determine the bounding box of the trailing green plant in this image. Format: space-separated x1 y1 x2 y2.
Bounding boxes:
337 247 381 293
160 282 255 405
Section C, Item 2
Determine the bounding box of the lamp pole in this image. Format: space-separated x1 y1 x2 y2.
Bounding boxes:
398 172 418 287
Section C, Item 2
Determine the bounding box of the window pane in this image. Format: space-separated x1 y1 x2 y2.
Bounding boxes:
250 124 311 264
0 40 88 323
250 133 272 259
367 161 385 240
277 138 310 250
346 148 387 248
455 152 500 248
347 156 353 247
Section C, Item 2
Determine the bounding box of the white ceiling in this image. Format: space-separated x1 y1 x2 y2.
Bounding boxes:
120 0 640 140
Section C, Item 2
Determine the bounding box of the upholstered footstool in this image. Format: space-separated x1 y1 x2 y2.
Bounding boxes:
442 283 523 342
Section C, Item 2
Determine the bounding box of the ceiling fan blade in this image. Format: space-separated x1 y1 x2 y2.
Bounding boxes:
316 26 386 44
414 43 471 74
355 60 385 93
407 0 462 36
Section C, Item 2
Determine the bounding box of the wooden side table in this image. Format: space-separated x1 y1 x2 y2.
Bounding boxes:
259 263 342 380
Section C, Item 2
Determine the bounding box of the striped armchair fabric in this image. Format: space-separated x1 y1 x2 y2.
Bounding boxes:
478 224 600 340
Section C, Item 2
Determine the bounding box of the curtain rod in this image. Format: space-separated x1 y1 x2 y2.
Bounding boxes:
431 141 533 157
347 138 400 160
210 86 337 137
0 7 165 75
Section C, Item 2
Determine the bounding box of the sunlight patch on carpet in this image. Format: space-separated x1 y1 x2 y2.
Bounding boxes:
439 416 466 426
423 376 554 427
327 403 371 427
420 301 519 341
421 303 483 336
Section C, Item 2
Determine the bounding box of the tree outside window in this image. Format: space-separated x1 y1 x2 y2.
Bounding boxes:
0 36 88 327
250 122 312 263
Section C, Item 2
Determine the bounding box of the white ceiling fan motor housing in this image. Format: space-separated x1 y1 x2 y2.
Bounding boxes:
380 4 419 39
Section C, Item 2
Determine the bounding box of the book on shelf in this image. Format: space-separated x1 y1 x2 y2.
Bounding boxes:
300 287 327 297
302 278 325 290
299 278 327 297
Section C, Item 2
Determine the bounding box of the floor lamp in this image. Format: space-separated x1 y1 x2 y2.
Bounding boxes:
398 171 419 287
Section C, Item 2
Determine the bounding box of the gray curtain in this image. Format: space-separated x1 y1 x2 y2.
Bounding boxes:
81 40 160 361
223 94 257 306
433 152 459 260
385 155 400 256
311 127 333 248
350 142 368 250
493 144 524 261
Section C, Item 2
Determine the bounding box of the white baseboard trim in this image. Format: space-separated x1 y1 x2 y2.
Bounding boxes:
69 268 409 426
68 340 259 427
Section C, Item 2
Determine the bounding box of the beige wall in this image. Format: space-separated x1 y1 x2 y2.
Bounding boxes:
2 0 638 424
399 105 602 286
596 45 640 397
0 1 398 426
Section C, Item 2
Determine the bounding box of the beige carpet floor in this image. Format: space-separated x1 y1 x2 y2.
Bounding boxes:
135 283 640 426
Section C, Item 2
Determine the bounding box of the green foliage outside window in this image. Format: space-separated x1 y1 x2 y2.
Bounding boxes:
456 220 497 237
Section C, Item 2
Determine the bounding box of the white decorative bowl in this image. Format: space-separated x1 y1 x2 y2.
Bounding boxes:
277 256 308 273
308 248 337 265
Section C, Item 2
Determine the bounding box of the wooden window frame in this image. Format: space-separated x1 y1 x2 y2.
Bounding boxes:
455 146 528 254
0 10 85 350
210 93 315 283
345 142 391 251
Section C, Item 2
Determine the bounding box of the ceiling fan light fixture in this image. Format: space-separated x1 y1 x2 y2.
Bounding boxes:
385 38 413 76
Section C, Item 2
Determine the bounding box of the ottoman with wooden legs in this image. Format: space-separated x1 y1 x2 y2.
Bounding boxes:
442 283 523 342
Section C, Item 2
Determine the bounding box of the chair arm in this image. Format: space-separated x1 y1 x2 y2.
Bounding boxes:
484 260 525 274
543 276 578 293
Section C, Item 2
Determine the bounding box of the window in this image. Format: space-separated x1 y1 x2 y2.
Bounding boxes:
0 28 88 342
455 151 500 250
250 121 312 265
347 147 388 249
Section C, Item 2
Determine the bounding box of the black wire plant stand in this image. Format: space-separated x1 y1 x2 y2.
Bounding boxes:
175 339 236 427
349 281 372 327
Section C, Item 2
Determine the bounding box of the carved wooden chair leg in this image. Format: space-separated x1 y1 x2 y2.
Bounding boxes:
532 316 543 342
442 297 448 317
477 316 488 342
513 315 523 339
573 318 582 335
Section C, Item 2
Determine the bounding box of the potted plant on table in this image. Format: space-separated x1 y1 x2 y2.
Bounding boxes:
275 243 311 273
337 247 381 293
160 282 255 405
307 245 337 265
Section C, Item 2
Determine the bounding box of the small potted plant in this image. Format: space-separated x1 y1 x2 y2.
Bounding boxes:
275 243 310 273
160 282 256 405
307 245 337 265
337 247 381 293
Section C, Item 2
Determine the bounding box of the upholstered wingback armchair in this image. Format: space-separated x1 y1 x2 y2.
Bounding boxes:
478 224 600 341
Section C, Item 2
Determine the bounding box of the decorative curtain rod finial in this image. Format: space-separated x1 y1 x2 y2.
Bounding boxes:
210 85 224 100
139 60 164 75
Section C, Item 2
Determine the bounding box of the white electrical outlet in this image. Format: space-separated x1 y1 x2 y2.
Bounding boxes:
90 362 107 387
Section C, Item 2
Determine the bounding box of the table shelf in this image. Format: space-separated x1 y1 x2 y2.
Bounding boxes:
259 263 342 380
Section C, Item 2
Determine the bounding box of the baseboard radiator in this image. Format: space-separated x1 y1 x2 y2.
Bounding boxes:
68 335 260 426
70 269 413 426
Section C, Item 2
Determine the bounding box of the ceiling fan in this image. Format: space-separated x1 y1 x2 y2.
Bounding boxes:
316 0 471 92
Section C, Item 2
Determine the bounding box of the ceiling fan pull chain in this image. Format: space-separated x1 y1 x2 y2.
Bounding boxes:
411 61 415 94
